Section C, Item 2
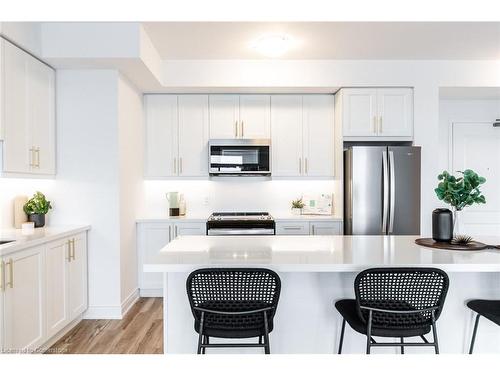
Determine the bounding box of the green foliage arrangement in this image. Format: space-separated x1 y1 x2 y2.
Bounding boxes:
23 192 53 215
435 170 486 211
291 198 305 209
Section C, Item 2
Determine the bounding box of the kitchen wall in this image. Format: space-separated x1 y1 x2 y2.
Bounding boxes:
141 179 341 219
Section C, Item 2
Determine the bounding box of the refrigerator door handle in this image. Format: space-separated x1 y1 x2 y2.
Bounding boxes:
388 150 396 234
382 151 389 234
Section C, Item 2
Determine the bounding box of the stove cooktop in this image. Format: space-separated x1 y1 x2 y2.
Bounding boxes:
208 212 274 221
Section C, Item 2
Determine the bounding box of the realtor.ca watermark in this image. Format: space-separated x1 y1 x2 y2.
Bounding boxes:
1 347 68 354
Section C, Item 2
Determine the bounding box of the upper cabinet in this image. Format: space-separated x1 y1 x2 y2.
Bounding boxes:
145 94 209 178
339 88 413 140
1 38 56 176
209 95 270 139
271 95 335 178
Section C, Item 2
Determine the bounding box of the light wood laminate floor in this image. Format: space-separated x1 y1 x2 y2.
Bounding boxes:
48 297 163 354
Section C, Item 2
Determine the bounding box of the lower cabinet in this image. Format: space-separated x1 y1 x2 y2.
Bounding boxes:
276 220 343 235
309 221 343 235
275 221 310 235
1 230 88 353
137 220 205 296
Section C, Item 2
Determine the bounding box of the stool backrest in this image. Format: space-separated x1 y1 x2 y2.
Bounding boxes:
186 268 281 321
354 267 449 328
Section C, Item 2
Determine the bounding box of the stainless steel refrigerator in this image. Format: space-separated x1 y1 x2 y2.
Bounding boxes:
344 146 421 235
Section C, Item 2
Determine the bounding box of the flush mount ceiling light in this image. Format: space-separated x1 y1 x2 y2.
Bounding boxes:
251 34 294 58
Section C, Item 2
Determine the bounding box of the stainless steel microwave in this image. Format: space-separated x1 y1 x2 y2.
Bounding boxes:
208 139 271 176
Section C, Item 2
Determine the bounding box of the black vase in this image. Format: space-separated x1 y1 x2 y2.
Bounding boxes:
28 213 45 228
432 209 453 242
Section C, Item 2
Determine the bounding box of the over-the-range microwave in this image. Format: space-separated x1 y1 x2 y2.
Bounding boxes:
208 139 271 176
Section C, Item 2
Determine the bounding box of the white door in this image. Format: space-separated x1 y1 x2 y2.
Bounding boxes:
2 40 31 174
138 223 172 291
303 95 335 177
3 246 45 351
310 221 342 235
178 95 209 177
172 221 206 240
209 95 240 139
341 88 378 137
271 95 303 177
45 238 69 338
28 58 56 174
68 233 88 320
377 88 413 137
239 95 271 138
144 95 178 177
452 122 500 236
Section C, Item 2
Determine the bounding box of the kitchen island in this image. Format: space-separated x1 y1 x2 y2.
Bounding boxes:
144 235 500 354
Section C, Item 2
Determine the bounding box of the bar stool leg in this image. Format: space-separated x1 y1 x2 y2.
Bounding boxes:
263 311 270 354
197 312 205 355
338 319 346 354
431 312 440 354
366 310 373 354
469 315 481 354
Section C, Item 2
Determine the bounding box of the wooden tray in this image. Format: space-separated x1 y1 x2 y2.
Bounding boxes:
415 238 499 251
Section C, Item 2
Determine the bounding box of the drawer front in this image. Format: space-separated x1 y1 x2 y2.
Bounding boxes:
309 221 343 235
276 221 310 235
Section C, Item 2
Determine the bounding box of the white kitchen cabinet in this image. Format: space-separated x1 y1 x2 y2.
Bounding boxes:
68 232 88 320
339 88 413 139
239 95 270 139
309 220 343 235
137 220 206 296
209 95 270 139
2 246 45 352
271 95 303 176
45 239 69 339
145 95 209 178
177 95 209 177
144 95 178 178
209 95 240 139
276 221 310 235
1 39 55 176
302 95 335 177
271 95 334 177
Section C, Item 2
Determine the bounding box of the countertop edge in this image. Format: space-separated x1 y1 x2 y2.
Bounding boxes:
0 225 91 256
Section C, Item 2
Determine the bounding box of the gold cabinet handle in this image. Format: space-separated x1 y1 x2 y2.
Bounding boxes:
379 116 383 133
179 157 183 174
35 147 40 168
241 121 244 137
174 225 178 238
67 239 72 262
299 158 302 174
168 226 172 242
234 121 238 138
0 260 4 292
6 259 13 289
71 239 76 261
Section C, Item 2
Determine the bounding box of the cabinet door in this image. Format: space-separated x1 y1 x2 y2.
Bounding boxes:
178 95 209 177
28 58 56 174
271 95 303 176
0 38 4 141
239 95 270 138
172 221 206 239
310 221 343 235
45 238 69 338
303 95 335 177
138 223 172 291
2 40 31 174
209 95 239 139
3 246 45 352
68 233 88 320
275 221 310 235
377 88 413 137
341 88 378 137
145 95 178 177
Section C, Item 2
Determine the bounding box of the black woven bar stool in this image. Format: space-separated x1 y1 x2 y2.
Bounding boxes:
467 299 500 354
186 268 281 354
335 267 449 354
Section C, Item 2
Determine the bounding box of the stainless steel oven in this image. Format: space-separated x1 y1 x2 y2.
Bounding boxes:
209 139 271 176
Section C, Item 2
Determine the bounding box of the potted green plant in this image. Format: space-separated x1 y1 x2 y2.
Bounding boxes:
23 192 52 228
291 198 304 215
434 169 486 238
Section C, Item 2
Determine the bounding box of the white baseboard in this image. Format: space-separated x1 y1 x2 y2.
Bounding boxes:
121 288 140 316
83 305 123 319
139 288 163 298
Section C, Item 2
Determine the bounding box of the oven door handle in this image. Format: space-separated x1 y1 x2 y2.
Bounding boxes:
207 228 275 236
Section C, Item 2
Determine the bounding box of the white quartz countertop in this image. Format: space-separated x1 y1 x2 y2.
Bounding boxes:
0 226 91 256
137 215 342 223
144 235 500 273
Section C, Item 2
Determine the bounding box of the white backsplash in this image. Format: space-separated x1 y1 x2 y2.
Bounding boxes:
142 179 342 219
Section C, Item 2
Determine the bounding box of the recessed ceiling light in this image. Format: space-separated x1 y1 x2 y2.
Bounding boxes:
251 34 294 58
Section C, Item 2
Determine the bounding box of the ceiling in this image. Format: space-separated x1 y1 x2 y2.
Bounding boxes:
143 22 500 60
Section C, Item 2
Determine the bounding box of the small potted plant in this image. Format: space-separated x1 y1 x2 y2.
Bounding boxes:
291 198 304 215
23 191 52 228
434 169 486 241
